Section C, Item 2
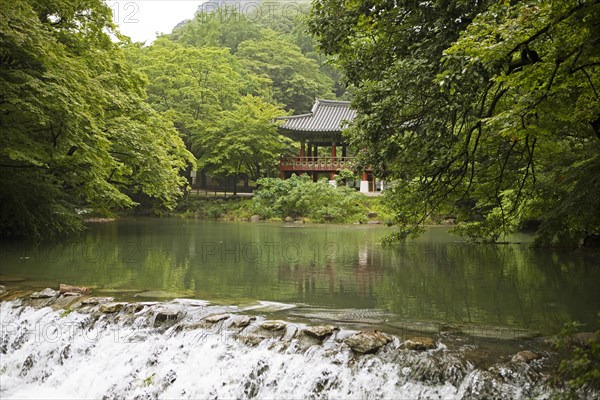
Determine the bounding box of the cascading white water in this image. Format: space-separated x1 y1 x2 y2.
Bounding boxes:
0 299 559 399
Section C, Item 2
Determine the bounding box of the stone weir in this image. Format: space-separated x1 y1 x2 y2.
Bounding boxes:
0 287 576 399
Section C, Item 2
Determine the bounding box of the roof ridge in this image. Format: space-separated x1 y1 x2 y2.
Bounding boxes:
277 99 356 133
315 98 351 106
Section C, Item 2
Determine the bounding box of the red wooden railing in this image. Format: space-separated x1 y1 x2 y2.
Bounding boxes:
280 156 356 172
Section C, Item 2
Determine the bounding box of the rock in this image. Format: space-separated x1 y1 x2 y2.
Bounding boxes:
1 290 31 301
512 350 541 363
81 297 114 305
125 303 149 313
462 349 493 368
240 334 267 346
367 212 378 218
231 316 256 328
240 217 249 222
294 219 304 224
302 325 339 339
52 294 84 310
0 285 5 295
30 288 59 299
367 220 382 225
403 336 437 351
284 216 294 223
260 320 287 331
204 314 230 323
59 283 90 294
572 332 599 348
250 215 261 223
62 292 82 297
154 306 185 327
344 330 393 354
441 218 457 225
99 302 126 313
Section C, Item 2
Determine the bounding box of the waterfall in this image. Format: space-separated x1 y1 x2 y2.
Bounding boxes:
0 298 561 399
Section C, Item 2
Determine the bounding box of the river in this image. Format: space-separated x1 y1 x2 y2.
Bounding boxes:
1 218 598 334
1 218 598 398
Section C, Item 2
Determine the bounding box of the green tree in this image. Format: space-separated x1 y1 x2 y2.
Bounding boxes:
309 0 600 246
0 0 194 238
169 2 339 113
170 7 263 53
237 30 335 112
194 95 290 194
125 38 265 148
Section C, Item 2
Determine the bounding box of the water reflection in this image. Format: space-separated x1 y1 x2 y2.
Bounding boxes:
0 219 598 334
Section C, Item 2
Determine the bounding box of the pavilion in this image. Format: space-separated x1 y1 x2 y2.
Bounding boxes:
277 99 378 193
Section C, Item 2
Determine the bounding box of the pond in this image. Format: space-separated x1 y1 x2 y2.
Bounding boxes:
1 217 598 335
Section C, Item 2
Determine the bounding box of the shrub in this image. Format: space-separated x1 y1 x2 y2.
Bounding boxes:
554 316 600 398
252 175 367 223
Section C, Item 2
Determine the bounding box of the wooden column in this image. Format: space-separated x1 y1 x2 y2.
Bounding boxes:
300 140 305 157
307 142 312 157
342 144 347 158
331 141 337 158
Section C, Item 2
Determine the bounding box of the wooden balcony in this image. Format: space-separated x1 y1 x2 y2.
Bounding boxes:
280 156 356 172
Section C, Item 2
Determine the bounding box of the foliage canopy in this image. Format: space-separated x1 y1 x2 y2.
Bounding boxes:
0 0 194 238
309 0 600 246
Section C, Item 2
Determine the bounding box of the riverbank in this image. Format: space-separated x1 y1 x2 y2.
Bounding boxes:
173 195 395 224
0 285 588 399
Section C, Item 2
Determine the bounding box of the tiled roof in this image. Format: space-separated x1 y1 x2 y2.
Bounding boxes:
278 99 356 132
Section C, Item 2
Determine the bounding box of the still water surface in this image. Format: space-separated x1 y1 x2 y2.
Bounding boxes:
1 218 598 334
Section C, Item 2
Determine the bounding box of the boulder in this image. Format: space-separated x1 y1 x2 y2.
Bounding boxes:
240 334 267 346
154 306 185 327
403 336 437 351
260 320 287 331
30 288 59 299
284 216 294 223
0 285 5 295
99 302 126 313
81 297 114 305
302 325 339 339
59 283 90 294
204 313 230 324
231 316 256 328
367 212 378 218
512 350 541 363
572 332 599 348
62 292 82 297
125 303 147 313
250 215 261 223
294 219 304 224
344 330 393 354
240 217 249 222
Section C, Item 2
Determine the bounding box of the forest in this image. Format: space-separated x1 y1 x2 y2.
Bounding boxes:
0 0 337 238
1 0 599 247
